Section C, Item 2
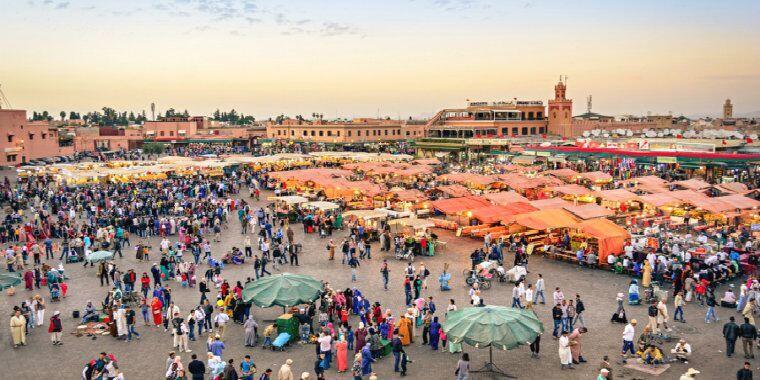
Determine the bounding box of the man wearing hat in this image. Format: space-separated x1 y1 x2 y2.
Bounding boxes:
679 368 700 379
48 310 63 345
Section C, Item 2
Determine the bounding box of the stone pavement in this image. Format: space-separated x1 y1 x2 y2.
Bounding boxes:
0 189 748 379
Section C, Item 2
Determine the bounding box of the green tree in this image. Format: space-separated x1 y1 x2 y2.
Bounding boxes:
60 111 66 121
142 142 166 155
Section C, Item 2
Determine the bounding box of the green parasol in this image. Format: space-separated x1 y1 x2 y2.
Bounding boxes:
0 272 22 290
88 250 114 262
443 305 544 378
242 273 323 308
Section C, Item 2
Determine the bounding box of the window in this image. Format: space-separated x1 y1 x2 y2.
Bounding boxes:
28 133 34 140
357 131 361 136
512 127 518 136
552 112 556 119
539 127 546 134
41 133 47 139
397 129 401 135
6 154 16 162
319 131 323 137
521 127 528 135
160 131 165 137
530 127 536 135
565 111 569 118
310 130 315 136
406 131 410 136
348 131 351 137
537 112 543 119
302 130 307 136
7 135 13 143
327 131 332 137
384 130 388 136
337 131 341 137
528 112 534 120
290 130 294 136
169 131 174 136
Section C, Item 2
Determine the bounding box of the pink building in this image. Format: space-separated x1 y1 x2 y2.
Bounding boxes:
143 118 198 141
0 109 68 165
267 118 425 143
74 126 144 152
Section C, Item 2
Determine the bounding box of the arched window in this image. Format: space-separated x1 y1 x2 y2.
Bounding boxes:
553 112 557 119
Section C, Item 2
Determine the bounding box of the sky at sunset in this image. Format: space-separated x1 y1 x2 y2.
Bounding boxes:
2 0 759 119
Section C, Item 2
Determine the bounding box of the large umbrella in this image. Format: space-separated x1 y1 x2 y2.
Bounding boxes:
88 250 114 262
0 272 22 290
443 305 543 378
242 273 323 308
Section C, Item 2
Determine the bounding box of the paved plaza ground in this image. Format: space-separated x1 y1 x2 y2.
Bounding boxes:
0 187 749 380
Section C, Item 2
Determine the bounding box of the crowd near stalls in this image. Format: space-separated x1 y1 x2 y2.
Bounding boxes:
2 144 760 380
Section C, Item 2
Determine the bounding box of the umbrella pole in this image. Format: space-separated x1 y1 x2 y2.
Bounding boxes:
470 346 516 379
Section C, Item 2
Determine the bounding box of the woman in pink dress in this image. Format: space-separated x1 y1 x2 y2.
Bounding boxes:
335 336 349 372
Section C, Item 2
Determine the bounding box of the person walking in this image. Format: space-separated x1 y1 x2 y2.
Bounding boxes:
740 317 757 359
558 330 573 370
533 274 546 304
455 353 470 380
125 305 141 341
724 316 740 357
674 291 685 323
380 260 390 290
574 294 586 328
621 319 637 362
705 292 718 323
48 310 63 346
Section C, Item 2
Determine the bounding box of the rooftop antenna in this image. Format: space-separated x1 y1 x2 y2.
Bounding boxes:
0 84 12 109
150 102 156 121
586 95 592 114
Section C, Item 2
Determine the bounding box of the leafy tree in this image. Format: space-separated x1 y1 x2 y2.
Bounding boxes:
142 142 166 155
60 111 66 121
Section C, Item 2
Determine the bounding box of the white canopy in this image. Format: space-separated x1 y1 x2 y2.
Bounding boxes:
342 209 389 220
303 201 340 211
271 195 309 205
387 217 435 230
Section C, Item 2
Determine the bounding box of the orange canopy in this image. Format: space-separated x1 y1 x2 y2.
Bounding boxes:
716 182 750 194
504 209 579 230
530 198 574 210
483 191 530 205
623 175 670 193
564 204 615 220
470 205 521 224
714 195 760 210
434 184 472 198
578 171 613 183
673 178 711 191
390 189 427 202
595 189 640 203
545 169 580 182
431 196 492 214
578 218 630 264
550 184 594 197
441 172 498 187
638 193 681 207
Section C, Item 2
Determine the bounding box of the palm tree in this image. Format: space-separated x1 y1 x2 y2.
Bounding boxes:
59 111 66 121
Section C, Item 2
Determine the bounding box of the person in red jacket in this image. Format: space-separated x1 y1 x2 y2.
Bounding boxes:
48 310 63 345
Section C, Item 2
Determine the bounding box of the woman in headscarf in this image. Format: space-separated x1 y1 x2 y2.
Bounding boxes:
642 260 652 288
354 323 368 353
429 316 441 350
243 315 258 347
361 343 374 376
335 335 349 373
151 296 163 326
397 313 413 346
